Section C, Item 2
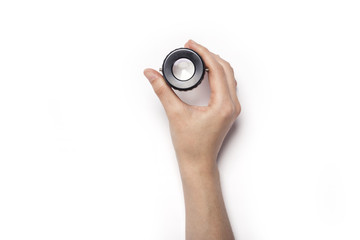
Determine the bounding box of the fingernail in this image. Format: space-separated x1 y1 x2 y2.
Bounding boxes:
188 39 198 45
144 69 157 83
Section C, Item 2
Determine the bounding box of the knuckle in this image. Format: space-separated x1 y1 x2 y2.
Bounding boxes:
221 60 234 74
226 62 234 73
214 64 225 76
229 65 234 74
220 100 236 119
197 45 209 55
153 80 166 96
202 46 209 53
235 102 241 116
217 59 234 75
167 105 182 118
166 109 178 119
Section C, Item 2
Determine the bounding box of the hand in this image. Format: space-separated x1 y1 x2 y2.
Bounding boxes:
144 40 239 240
144 40 240 172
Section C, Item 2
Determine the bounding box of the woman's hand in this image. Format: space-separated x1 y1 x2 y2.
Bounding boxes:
144 40 240 172
144 40 239 240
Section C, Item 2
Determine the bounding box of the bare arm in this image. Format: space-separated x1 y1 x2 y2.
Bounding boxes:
144 40 240 240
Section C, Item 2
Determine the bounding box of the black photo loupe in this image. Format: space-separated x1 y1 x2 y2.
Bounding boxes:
160 48 207 91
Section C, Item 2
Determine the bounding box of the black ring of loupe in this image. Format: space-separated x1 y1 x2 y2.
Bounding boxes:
162 48 205 91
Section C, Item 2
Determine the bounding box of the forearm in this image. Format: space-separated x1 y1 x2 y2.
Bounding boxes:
145 40 239 239
178 159 234 240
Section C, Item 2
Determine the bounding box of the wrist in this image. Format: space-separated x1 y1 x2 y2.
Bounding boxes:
177 155 219 182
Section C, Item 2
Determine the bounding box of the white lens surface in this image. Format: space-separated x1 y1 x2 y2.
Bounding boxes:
172 58 195 80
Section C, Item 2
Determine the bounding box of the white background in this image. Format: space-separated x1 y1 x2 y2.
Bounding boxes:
1 0 359 239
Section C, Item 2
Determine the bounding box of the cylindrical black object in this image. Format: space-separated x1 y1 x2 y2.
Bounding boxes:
161 48 205 91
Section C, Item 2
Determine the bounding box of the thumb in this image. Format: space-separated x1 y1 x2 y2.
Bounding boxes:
144 68 182 114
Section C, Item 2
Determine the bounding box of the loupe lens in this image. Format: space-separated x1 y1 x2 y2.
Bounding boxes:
172 58 195 81
162 48 205 91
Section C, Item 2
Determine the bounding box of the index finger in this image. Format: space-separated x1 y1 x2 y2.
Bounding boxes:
184 40 231 105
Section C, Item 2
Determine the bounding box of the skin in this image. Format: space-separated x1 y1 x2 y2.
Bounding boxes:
144 40 240 240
